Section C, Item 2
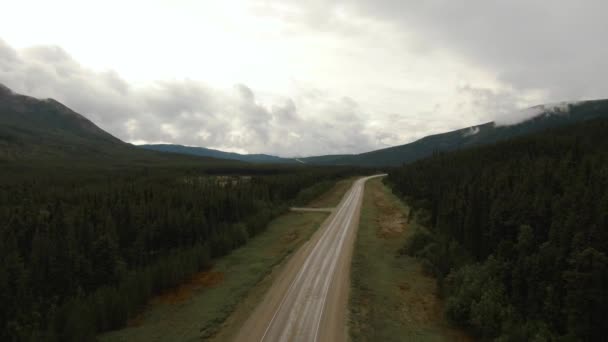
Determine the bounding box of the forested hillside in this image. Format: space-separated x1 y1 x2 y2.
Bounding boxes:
0 84 239 167
302 100 608 167
0 165 358 341
0 84 128 161
140 144 297 164
387 118 608 341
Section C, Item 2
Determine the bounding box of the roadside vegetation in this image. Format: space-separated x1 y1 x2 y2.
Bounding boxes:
101 210 328 341
305 177 356 208
387 119 608 341
102 173 357 341
0 164 361 341
350 178 468 341
209 176 357 341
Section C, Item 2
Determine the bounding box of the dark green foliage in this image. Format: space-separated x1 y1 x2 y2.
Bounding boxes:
302 99 608 167
0 165 357 340
140 144 298 164
0 84 246 168
0 83 368 340
387 119 608 341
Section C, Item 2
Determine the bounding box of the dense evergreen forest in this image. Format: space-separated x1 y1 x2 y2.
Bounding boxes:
387 119 608 341
0 164 359 341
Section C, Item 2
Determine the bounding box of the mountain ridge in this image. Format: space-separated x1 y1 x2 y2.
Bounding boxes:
2 83 607 168
139 144 298 164
297 99 608 167
0 84 240 167
143 100 608 167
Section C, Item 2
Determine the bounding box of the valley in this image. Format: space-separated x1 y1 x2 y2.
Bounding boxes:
1 83 607 341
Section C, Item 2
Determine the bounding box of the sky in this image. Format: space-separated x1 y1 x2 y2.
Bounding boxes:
1 0 607 156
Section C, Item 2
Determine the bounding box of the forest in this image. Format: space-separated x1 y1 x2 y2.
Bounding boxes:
0 163 359 341
387 118 608 341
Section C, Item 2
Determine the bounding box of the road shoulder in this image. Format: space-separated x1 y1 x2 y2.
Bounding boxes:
210 177 357 342
349 178 470 341
99 177 356 342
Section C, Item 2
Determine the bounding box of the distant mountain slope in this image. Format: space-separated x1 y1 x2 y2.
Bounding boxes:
302 100 608 167
297 154 352 165
0 84 236 166
6 81 605 169
0 83 130 160
140 144 297 164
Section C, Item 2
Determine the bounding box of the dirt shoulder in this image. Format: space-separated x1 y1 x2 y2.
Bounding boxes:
307 177 356 208
349 178 471 342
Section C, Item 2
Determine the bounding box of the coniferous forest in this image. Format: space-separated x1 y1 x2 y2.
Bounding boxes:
0 164 358 341
3 80 607 341
387 119 608 341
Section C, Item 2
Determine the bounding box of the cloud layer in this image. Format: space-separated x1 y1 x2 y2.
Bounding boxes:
0 39 383 156
270 0 608 101
1 1 606 156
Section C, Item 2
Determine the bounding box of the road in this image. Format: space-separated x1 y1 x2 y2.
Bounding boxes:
234 175 385 342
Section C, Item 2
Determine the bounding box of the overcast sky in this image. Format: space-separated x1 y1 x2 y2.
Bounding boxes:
1 0 607 156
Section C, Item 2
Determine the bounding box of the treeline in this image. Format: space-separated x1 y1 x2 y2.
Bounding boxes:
387 119 608 341
0 165 358 341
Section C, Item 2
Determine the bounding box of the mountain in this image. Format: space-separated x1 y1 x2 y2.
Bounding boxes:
0 84 236 167
0 83 130 160
300 100 608 167
140 144 297 164
295 154 352 165
5 81 606 169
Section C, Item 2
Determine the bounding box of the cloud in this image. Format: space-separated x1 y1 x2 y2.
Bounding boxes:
4 0 605 157
3 1 606 157
0 38 380 156
275 0 608 102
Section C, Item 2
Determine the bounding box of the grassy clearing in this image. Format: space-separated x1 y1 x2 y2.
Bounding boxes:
349 178 470 342
100 211 328 342
306 177 356 208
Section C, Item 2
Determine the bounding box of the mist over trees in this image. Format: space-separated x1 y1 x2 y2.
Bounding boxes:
387 119 608 341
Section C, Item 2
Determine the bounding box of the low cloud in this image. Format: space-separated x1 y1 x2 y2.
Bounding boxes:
0 39 379 156
3 2 606 156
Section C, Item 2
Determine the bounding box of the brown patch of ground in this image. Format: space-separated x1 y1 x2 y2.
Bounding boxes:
398 272 443 325
307 178 355 208
369 181 407 238
127 313 145 327
355 179 473 341
281 230 300 244
151 270 225 305
369 183 443 326
264 214 310 258
126 272 225 327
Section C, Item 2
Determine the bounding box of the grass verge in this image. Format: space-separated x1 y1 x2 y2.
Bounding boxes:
306 177 356 208
208 176 357 341
100 211 327 342
99 177 355 342
349 178 470 342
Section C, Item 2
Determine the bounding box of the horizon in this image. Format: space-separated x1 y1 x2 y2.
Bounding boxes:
1 1 607 155
2 3 607 341
3 80 597 158
1 80 599 159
